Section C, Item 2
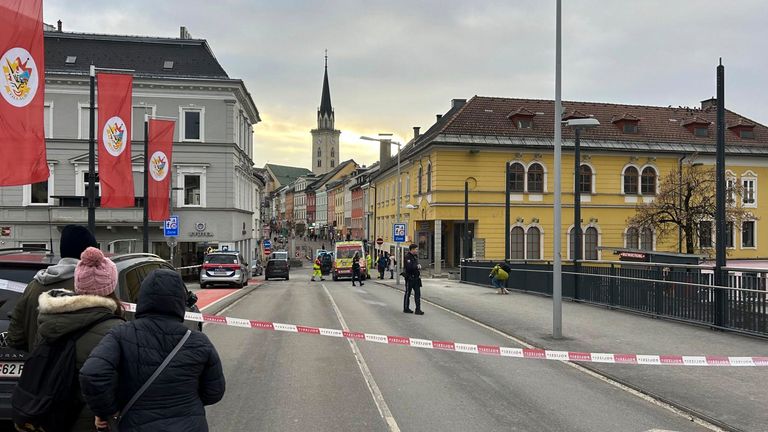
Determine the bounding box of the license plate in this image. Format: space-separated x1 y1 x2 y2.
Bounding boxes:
214 270 229 275
0 362 24 378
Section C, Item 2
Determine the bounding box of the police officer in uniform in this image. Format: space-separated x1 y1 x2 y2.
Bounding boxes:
403 244 424 315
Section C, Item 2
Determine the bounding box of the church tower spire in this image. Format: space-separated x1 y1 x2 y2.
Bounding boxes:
311 50 341 175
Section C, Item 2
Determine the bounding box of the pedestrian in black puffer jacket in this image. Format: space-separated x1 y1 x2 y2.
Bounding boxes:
79 269 225 432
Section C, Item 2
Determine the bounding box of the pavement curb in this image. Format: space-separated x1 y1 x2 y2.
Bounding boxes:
204 283 261 315
372 279 740 432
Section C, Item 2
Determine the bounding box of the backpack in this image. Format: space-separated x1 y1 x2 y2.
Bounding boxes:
500 262 512 274
12 315 118 432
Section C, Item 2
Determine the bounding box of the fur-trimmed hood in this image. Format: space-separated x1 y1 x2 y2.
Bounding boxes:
37 289 120 342
39 289 118 314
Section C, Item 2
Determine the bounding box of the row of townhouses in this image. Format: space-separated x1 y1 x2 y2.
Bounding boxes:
265 91 768 274
0 25 266 267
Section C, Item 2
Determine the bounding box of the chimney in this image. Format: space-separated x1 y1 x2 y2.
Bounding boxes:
413 127 421 139
436 114 442 121
452 98 467 109
57 20 62 32
180 26 191 39
701 97 717 110
379 138 392 171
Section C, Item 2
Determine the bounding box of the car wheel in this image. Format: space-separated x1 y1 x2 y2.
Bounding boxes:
264 275 269 281
286 275 290 281
200 283 207 289
332 274 338 281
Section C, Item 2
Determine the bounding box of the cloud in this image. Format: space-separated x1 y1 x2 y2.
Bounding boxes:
45 0 768 169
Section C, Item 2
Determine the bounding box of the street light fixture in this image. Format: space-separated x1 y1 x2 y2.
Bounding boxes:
564 117 600 300
361 135 403 286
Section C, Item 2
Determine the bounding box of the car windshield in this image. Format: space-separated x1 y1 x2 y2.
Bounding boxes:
206 255 238 264
336 248 359 259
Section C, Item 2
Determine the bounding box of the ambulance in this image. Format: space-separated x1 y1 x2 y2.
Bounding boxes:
332 241 367 280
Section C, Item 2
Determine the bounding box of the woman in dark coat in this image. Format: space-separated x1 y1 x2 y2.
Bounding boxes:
80 269 225 432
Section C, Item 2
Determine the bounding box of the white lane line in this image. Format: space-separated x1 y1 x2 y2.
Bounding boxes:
322 284 401 432
376 282 725 432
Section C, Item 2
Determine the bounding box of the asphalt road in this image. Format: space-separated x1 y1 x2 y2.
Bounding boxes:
204 269 712 432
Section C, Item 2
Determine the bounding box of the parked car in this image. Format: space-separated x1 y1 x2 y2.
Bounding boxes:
265 257 290 280
200 251 249 288
0 248 201 421
250 259 263 277
270 251 289 262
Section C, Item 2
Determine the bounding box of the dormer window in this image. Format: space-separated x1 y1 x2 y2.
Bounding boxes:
507 107 536 129
612 113 640 134
65 56 77 64
562 109 589 121
682 117 712 138
728 119 756 140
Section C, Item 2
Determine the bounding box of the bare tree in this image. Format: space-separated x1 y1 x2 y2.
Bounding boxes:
628 161 752 255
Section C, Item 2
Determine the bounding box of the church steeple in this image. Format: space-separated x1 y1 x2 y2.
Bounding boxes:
318 50 334 130
311 51 341 175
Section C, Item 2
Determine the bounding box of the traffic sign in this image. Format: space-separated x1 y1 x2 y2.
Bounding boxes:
376 237 384 246
393 223 406 243
164 215 179 237
264 248 272 256
263 240 272 249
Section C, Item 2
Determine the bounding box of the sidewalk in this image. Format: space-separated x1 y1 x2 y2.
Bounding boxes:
375 277 768 432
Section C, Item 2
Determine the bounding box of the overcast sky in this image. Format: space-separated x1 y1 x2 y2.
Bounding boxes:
45 0 768 169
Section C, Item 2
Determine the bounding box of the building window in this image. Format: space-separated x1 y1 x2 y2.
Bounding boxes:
584 227 599 260
699 221 712 248
331 159 335 167
181 107 203 141
625 227 639 249
426 163 432 193
82 172 100 198
516 119 532 129
44 103 52 138
640 227 653 251
641 167 656 195
79 105 98 139
526 227 541 260
579 164 592 194
510 227 524 259
24 164 55 206
726 178 736 204
527 163 544 193
742 178 756 205
623 166 639 194
726 222 734 248
317 148 321 157
694 127 708 137
317 160 322 168
742 221 755 248
740 129 755 139
331 147 335 157
184 175 201 206
623 123 638 134
405 174 410 196
509 162 525 193
417 165 423 195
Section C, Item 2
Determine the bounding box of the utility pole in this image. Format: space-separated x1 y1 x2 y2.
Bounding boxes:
505 162 511 260
553 0 563 339
714 59 727 327
88 65 96 235
573 127 582 299
143 117 149 253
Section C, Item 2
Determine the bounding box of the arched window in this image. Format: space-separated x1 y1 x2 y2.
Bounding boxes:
331 159 335 167
625 227 639 249
317 160 322 168
331 147 335 157
317 148 321 157
641 167 657 195
426 163 432 193
640 227 653 250
417 165 423 195
509 162 525 193
579 164 593 194
510 227 524 259
584 227 599 260
623 166 639 194
527 163 544 193
526 227 541 260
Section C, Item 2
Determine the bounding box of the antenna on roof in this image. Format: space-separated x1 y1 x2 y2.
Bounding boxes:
719 57 722 66
324 49 328 69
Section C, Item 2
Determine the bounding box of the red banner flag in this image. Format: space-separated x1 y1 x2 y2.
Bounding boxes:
97 73 134 207
147 119 175 221
0 0 48 186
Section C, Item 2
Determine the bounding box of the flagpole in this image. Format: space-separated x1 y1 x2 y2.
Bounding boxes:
88 65 96 235
143 116 149 253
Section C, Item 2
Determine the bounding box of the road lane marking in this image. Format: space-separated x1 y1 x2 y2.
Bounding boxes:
322 284 401 432
375 281 726 432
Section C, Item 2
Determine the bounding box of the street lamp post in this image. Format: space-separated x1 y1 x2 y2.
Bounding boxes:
564 117 600 301
362 135 402 285
553 0 563 339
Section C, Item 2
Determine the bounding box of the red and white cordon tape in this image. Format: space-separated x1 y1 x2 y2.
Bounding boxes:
121 302 767 367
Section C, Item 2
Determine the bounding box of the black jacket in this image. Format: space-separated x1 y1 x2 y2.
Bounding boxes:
404 252 420 279
80 269 225 432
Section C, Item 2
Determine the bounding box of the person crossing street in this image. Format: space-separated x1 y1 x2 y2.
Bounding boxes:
311 256 324 282
403 244 423 315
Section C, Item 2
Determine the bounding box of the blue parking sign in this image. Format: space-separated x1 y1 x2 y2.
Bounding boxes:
393 223 406 243
164 215 179 237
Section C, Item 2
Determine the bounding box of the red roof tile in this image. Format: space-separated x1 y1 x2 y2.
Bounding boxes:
438 96 768 146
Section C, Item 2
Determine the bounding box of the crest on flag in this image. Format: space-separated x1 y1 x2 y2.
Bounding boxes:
103 116 128 156
150 151 168 181
1 47 39 107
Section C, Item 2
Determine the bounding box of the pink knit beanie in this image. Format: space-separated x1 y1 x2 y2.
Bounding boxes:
75 247 117 296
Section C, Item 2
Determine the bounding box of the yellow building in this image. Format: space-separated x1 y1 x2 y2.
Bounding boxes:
370 97 768 273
